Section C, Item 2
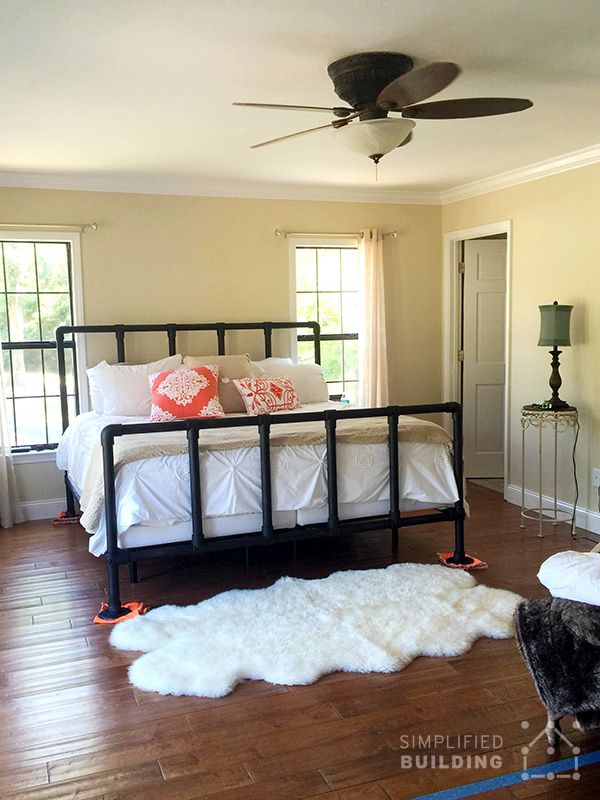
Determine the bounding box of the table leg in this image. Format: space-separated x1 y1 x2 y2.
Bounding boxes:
520 425 526 528
538 421 543 538
552 421 558 526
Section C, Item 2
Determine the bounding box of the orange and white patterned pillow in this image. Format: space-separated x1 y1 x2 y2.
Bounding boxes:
149 366 225 421
233 377 301 415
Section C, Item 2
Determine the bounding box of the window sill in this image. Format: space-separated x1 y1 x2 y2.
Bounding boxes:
12 450 58 465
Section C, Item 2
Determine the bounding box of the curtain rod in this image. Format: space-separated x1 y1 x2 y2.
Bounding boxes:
0 222 98 233
275 228 398 239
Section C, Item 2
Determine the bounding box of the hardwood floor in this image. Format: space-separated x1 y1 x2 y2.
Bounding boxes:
1 483 599 800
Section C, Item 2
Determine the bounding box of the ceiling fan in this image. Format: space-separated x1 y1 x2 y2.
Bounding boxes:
234 52 533 164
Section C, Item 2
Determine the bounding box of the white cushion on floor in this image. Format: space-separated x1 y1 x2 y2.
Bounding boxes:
538 550 600 606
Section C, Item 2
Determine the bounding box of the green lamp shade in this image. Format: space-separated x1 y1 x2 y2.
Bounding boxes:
538 301 573 347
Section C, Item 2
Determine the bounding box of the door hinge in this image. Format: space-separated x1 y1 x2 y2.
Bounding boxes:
458 262 465 274
458 349 464 362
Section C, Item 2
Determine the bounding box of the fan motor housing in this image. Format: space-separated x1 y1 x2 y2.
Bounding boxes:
328 52 414 109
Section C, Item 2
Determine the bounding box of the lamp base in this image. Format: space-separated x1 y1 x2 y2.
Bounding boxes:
523 403 577 413
545 398 573 411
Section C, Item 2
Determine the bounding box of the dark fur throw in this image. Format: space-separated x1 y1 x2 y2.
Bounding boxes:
515 598 600 743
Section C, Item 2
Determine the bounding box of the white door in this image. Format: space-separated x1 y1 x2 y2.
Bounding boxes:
462 239 507 478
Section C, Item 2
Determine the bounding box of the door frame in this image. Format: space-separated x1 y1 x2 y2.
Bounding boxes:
442 221 512 495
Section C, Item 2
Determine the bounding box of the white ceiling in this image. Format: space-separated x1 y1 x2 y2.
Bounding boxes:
1 0 600 200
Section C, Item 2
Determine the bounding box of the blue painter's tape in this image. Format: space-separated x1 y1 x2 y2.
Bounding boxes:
408 749 600 800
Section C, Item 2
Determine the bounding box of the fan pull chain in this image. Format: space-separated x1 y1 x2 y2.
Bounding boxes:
375 161 378 181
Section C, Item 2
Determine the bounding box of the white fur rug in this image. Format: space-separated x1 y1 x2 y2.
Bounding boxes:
110 564 521 698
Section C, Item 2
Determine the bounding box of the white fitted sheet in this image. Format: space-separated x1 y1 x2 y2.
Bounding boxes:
56 404 459 556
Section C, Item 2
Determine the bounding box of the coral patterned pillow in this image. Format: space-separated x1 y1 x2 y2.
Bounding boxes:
149 366 225 421
233 377 301 415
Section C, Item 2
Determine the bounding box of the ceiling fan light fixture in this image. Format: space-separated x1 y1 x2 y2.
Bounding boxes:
334 117 415 161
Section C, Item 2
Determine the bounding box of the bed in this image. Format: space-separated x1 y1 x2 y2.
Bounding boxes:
55 321 470 621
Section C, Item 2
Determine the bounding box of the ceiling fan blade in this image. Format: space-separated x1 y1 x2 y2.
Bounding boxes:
402 97 533 119
234 102 354 118
250 111 360 149
377 62 460 109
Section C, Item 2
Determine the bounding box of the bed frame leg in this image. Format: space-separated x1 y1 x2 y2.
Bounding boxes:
65 479 77 517
96 559 130 621
391 527 399 554
245 547 250 570
53 474 82 525
446 515 475 566
128 562 139 584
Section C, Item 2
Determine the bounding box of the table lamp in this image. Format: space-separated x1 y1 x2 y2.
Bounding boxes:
538 300 573 410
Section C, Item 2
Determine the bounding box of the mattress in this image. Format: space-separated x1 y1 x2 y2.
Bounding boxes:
56 403 459 556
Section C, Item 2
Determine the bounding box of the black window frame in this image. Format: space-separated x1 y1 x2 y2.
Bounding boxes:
293 243 360 402
0 238 78 453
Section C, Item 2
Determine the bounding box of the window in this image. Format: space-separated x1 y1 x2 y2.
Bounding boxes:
0 232 83 452
292 242 360 403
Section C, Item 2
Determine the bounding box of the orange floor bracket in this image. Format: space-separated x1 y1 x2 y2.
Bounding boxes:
438 552 488 570
93 601 150 625
52 510 82 525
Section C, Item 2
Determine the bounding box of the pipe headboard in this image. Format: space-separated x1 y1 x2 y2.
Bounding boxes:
55 320 321 432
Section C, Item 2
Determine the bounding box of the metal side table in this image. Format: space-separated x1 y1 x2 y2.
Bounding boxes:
520 406 579 538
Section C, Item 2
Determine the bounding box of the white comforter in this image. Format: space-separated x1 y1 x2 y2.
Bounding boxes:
56 403 459 555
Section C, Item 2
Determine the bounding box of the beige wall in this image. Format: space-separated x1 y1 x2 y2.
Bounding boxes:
443 164 600 521
0 187 443 508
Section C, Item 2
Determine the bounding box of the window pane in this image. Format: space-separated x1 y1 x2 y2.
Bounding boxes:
14 398 47 446
317 249 341 290
12 349 43 397
321 340 342 382
5 399 16 447
341 248 359 290
327 381 344 398
318 293 341 334
344 339 359 380
7 294 41 340
0 300 8 341
343 382 359 405
296 292 318 322
40 293 72 339
342 293 359 334
46 395 75 443
295 248 316 291
44 348 75 395
36 243 70 291
3 350 12 398
4 242 36 291
296 340 315 364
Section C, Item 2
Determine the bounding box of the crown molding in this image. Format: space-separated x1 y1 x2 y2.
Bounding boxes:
440 142 600 204
0 170 440 205
2 141 599 207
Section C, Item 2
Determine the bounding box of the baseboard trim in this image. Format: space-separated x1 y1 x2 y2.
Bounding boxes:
20 498 64 522
505 483 600 537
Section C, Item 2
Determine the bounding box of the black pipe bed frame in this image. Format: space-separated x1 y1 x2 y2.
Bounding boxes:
56 321 469 621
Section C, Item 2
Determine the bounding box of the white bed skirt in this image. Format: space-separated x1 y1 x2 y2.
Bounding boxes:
57 405 459 556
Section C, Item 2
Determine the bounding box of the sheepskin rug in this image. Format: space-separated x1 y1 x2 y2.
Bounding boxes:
110 563 521 697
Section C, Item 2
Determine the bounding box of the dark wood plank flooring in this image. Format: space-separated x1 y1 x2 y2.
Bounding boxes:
1 483 599 800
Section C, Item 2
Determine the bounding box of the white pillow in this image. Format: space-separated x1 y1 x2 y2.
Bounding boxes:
251 357 293 377
537 550 600 607
254 361 329 404
87 354 183 416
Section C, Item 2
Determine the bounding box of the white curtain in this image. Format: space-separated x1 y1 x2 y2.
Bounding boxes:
358 229 389 407
0 359 23 528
